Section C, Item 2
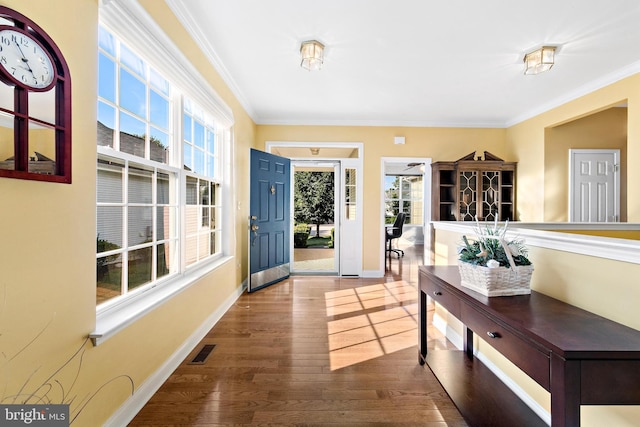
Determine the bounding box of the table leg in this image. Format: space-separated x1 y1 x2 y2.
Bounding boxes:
419 289 427 364
551 354 581 427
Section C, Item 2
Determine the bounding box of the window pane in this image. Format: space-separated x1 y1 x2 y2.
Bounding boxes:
149 67 169 96
185 206 198 234
183 114 192 141
156 206 175 240
120 69 146 118
207 154 215 178
207 131 215 153
211 182 218 205
211 206 219 229
98 53 116 102
128 246 152 290
97 102 115 147
199 180 209 205
150 90 169 130
202 206 210 228
97 159 123 203
210 231 217 256
128 164 153 203
96 206 123 248
199 232 211 260
128 206 153 245
120 43 145 78
183 142 192 171
119 112 145 157
97 253 122 305
150 127 169 164
98 26 115 56
156 242 171 279
186 177 198 205
194 121 205 148
194 148 205 175
185 235 197 267
157 171 170 204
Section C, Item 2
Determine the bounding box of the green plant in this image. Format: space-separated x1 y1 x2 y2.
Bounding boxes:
293 223 310 248
459 219 531 268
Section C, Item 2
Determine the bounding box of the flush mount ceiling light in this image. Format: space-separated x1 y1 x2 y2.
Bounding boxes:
523 46 556 75
300 40 324 71
309 148 320 155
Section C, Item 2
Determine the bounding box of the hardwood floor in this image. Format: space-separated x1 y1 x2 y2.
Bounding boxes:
129 245 466 426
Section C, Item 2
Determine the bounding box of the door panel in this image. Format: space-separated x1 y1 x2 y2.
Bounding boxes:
249 149 291 292
570 149 619 222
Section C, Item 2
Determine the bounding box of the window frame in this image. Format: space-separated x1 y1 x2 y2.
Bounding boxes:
92 0 234 345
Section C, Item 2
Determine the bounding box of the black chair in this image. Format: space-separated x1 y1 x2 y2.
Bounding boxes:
385 212 406 258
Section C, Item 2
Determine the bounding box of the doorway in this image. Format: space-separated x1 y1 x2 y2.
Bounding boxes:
381 157 431 271
292 161 339 274
266 141 364 277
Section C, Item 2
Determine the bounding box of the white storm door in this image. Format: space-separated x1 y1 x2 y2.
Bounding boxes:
340 159 363 276
569 149 620 222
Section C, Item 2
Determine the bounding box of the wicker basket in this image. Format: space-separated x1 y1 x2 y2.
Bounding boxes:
458 261 533 297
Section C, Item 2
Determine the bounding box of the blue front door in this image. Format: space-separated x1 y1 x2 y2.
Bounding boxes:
248 149 291 292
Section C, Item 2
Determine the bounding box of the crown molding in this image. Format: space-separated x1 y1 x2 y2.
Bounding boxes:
100 0 234 127
164 0 257 122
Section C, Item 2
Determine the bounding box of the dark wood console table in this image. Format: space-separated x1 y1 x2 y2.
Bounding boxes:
419 265 640 427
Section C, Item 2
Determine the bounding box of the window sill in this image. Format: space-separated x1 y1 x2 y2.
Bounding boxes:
90 255 233 346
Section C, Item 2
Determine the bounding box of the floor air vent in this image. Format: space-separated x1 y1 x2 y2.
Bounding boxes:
189 344 216 364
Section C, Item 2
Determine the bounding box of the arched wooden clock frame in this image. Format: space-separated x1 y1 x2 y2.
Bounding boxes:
0 6 71 183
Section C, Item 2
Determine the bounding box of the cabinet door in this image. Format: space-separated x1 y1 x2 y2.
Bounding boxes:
459 170 478 221
481 171 500 221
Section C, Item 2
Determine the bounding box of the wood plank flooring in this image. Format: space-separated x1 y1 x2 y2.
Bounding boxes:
129 246 466 426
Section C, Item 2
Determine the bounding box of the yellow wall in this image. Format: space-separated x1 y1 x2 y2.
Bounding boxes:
256 125 507 270
544 107 627 221
434 226 640 426
0 1 254 425
507 73 640 222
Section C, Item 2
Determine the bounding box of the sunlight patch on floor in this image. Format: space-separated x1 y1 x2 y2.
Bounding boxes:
325 281 418 370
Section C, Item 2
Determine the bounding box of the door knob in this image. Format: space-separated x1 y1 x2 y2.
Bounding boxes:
251 224 259 232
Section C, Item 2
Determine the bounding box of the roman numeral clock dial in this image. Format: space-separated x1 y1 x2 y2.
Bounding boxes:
0 27 56 91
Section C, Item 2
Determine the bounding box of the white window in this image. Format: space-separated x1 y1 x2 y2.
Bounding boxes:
384 175 424 225
96 24 226 309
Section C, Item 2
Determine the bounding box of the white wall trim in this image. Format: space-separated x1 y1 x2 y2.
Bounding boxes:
432 221 640 265
100 0 234 127
104 279 247 427
164 0 255 121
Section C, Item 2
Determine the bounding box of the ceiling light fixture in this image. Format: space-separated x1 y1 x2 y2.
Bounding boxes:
310 148 320 155
524 46 556 75
300 40 324 71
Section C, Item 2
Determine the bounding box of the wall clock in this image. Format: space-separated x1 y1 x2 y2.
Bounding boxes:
0 26 57 91
0 6 72 183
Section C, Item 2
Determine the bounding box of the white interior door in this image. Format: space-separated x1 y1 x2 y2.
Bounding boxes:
569 149 620 222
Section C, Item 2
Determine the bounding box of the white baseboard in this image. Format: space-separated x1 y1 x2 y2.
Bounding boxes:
432 314 551 426
361 269 384 278
105 280 248 427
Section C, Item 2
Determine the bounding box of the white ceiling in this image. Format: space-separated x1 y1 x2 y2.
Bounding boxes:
166 0 640 128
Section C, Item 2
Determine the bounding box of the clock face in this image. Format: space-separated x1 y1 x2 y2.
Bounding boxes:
0 27 55 90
